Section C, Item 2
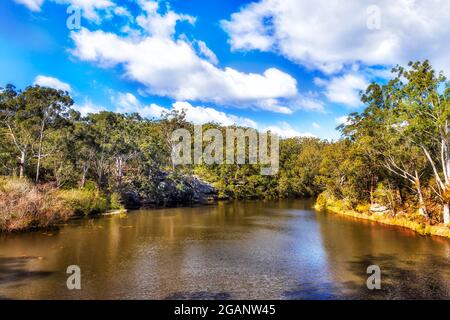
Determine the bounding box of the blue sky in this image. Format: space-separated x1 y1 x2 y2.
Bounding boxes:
1 0 448 139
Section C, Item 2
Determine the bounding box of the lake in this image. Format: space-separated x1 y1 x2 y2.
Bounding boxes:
1 199 450 299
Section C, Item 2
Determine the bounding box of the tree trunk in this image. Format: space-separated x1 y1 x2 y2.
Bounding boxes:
415 175 427 216
19 150 25 178
35 118 46 183
116 156 123 187
417 187 427 216
80 164 88 188
444 203 450 225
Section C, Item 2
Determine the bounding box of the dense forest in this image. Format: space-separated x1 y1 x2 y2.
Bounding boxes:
0 60 449 233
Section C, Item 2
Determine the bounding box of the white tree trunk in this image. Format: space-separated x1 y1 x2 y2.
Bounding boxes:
35 118 46 183
19 150 25 178
444 203 450 225
416 184 427 216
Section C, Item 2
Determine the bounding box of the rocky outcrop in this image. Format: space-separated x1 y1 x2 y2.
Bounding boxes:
119 172 218 209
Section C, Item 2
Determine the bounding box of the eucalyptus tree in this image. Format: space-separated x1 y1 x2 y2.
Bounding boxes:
20 86 73 183
393 61 450 223
1 85 34 178
343 61 449 222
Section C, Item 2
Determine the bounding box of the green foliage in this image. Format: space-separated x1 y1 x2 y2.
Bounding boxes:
58 189 109 216
110 192 124 210
1 59 449 230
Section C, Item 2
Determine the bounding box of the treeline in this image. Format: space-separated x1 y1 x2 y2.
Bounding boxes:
1 60 449 231
0 83 326 204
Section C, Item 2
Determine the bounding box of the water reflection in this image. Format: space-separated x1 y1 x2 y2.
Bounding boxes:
1 199 450 299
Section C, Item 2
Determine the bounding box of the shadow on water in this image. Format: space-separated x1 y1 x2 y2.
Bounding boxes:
345 253 450 299
284 253 450 300
164 291 232 300
0 256 53 286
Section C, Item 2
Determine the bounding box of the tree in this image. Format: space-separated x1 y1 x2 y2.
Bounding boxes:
0 85 31 178
21 86 73 183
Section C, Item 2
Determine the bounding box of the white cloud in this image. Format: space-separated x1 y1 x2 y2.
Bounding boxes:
335 116 351 126
172 101 258 128
14 0 44 11
34 75 72 92
312 122 320 129
136 0 195 37
114 92 167 118
315 73 369 107
264 122 315 138
113 92 258 128
69 1 304 113
73 99 105 115
196 40 218 65
15 0 115 21
222 0 450 75
67 0 114 21
71 28 298 111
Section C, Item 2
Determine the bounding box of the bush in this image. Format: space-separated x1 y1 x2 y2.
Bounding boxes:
58 189 109 216
0 177 73 232
110 192 125 210
315 192 329 209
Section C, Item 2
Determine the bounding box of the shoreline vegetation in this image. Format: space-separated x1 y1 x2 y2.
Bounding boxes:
315 193 450 238
1 60 450 236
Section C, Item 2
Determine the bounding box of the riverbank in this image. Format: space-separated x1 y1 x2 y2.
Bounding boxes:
0 175 218 232
315 196 450 239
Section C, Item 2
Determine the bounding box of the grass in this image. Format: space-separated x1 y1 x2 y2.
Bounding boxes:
0 177 72 232
0 177 124 232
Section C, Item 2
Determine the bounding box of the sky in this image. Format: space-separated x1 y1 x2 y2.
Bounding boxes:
1 0 449 140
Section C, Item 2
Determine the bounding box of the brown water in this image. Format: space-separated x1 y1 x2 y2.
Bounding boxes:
1 199 450 300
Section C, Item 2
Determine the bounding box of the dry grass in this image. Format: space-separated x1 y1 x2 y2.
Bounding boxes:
0 177 73 232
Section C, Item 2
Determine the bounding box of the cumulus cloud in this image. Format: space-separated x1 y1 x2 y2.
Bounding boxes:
335 116 351 126
172 101 258 128
264 122 315 138
315 73 369 107
222 0 450 75
113 92 258 128
196 40 219 65
114 92 168 118
34 75 72 92
15 0 116 21
69 1 303 113
71 28 298 111
73 99 105 115
14 0 44 11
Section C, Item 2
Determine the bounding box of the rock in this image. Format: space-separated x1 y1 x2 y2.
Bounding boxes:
188 176 218 204
119 171 217 208
121 190 142 209
370 203 390 215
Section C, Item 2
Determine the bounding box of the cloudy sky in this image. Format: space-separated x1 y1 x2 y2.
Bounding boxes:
1 0 449 139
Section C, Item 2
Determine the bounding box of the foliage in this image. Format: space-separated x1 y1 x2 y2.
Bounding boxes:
1 60 449 231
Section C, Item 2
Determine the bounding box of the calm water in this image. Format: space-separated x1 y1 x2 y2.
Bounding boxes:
1 199 450 300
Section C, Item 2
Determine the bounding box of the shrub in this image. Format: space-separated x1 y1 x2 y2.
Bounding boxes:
315 192 328 209
356 203 370 213
58 189 109 216
0 177 73 232
110 192 125 210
